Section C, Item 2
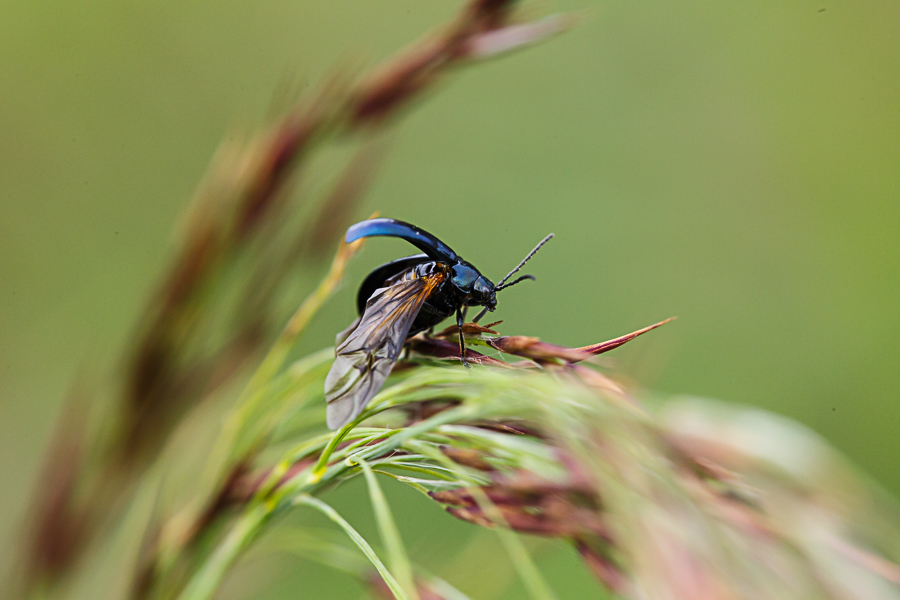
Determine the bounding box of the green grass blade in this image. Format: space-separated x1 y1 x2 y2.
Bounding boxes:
177 503 270 600
422 574 475 600
294 495 410 600
266 526 371 575
358 458 420 600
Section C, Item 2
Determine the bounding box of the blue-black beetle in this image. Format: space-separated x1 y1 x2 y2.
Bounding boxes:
324 218 552 428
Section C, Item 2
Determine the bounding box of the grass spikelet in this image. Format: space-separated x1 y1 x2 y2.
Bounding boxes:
12 2 900 600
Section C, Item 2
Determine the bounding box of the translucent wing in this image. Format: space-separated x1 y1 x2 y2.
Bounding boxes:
325 272 443 429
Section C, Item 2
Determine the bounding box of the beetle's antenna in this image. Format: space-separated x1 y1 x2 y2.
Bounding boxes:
473 234 554 323
496 233 554 287
474 274 535 322
496 274 536 291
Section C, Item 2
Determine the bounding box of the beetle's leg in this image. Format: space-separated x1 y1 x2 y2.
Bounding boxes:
456 306 470 369
461 305 468 323
472 306 490 324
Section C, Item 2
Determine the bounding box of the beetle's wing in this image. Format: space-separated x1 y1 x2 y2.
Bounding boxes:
356 254 429 315
325 271 444 429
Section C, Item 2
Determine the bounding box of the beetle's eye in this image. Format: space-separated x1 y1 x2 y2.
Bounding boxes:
450 264 478 290
474 277 493 297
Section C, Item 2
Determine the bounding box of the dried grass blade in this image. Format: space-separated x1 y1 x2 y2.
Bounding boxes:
574 317 676 359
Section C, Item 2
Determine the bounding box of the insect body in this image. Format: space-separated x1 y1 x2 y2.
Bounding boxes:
324 218 552 429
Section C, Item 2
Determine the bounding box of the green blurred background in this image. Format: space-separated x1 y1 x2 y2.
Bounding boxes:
2 0 899 597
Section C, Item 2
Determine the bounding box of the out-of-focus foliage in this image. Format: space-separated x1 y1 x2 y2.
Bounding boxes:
2 1 899 599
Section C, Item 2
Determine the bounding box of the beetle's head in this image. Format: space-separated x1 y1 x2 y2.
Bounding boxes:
472 275 497 311
450 262 496 310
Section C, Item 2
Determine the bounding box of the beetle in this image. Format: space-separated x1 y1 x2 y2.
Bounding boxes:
324 218 553 429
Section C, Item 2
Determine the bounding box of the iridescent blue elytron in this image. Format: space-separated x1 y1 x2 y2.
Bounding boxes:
346 218 459 263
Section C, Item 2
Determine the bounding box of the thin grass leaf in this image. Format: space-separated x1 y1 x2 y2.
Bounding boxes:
177 504 270 600
372 460 462 480
371 470 434 496
371 469 460 495
358 458 420 600
293 495 410 600
308 421 356 483
266 526 371 575
422 575 476 600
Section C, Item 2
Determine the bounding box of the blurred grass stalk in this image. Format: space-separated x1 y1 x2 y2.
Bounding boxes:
12 1 900 600
13 1 566 597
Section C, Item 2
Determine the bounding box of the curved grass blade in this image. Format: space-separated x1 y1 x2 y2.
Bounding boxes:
177 504 270 600
358 458 420 600
422 574 475 600
294 495 410 600
266 526 371 575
